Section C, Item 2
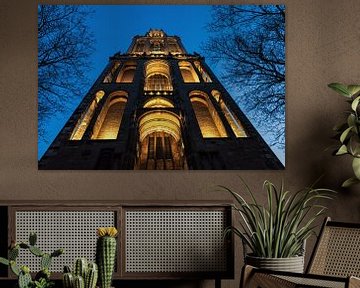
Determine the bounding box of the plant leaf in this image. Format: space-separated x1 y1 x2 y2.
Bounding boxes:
349 135 360 157
340 126 353 143
342 177 360 188
336 144 348 155
347 85 360 97
352 157 360 179
0 257 9 266
347 114 356 128
328 83 351 97
351 96 360 111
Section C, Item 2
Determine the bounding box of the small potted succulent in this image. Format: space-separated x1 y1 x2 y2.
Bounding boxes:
328 83 360 187
221 179 335 272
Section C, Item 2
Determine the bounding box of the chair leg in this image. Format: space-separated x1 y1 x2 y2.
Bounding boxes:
215 278 221 288
240 265 255 288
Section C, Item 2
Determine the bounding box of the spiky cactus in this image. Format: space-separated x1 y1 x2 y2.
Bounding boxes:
0 232 63 288
96 227 118 288
63 273 74 288
74 258 88 279
18 266 32 288
63 260 98 288
73 275 85 288
85 262 98 288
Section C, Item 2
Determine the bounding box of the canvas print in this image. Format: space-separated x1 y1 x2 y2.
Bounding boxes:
38 5 285 170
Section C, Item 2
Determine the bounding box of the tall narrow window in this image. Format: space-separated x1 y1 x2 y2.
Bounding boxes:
116 62 137 83
103 62 120 83
91 91 128 140
194 61 212 83
189 91 227 138
178 61 200 83
70 90 105 140
211 90 247 137
144 60 173 91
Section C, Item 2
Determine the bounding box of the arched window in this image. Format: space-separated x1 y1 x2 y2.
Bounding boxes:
91 91 128 140
178 61 200 83
136 111 186 169
103 62 120 83
116 62 137 83
70 90 105 140
194 61 212 83
189 91 227 138
143 97 174 108
211 90 247 138
144 60 173 91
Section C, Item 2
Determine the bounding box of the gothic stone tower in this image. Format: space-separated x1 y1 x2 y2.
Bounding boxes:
39 29 284 170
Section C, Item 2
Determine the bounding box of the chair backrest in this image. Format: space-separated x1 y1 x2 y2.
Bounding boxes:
307 217 360 277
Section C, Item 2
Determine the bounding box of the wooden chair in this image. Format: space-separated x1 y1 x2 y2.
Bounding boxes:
241 217 360 288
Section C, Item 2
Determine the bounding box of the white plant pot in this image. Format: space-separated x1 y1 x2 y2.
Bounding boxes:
245 254 305 273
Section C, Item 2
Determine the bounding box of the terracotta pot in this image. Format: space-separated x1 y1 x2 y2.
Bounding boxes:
245 254 304 273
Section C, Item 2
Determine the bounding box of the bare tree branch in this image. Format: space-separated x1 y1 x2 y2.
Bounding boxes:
203 5 285 149
38 5 94 140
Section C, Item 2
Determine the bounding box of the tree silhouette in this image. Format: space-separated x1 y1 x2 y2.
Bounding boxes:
38 5 94 139
203 5 285 148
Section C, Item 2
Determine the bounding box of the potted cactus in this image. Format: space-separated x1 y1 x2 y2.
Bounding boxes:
96 227 118 288
0 232 63 288
62 258 98 288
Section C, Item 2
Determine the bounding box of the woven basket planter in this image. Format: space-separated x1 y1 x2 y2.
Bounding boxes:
245 254 305 273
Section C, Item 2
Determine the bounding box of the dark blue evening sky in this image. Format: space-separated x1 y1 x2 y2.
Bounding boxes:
38 5 285 163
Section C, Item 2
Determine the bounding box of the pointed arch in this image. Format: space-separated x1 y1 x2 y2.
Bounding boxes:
116 61 137 83
91 91 128 140
211 90 247 137
138 111 181 142
194 61 212 83
103 61 120 83
189 90 227 138
178 61 200 83
137 111 186 169
70 90 105 140
144 60 173 91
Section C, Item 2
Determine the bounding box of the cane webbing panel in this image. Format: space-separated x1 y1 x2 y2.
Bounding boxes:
248 272 296 288
15 211 115 272
277 275 345 288
125 210 227 273
309 226 360 277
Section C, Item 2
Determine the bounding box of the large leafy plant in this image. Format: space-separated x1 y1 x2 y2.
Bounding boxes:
328 83 360 187
222 180 334 258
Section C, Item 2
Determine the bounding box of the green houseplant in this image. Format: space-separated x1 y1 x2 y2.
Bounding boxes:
328 83 360 187
0 232 63 288
222 179 334 272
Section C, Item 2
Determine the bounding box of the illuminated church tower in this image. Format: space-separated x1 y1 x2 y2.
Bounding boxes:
39 29 283 170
